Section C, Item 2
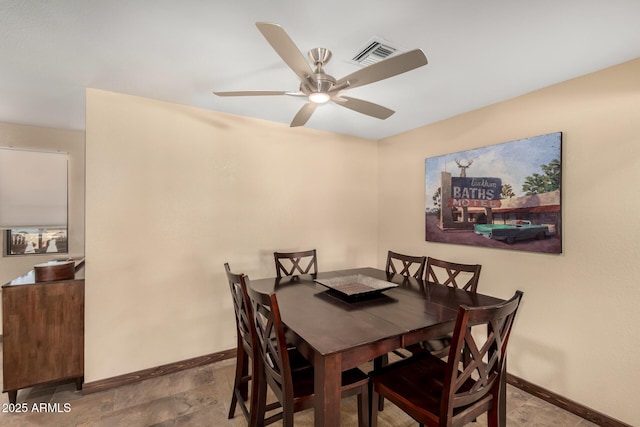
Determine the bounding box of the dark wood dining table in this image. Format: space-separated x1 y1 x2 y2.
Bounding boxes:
249 267 506 427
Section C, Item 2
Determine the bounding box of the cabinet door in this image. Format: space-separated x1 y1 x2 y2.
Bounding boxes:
2 280 84 391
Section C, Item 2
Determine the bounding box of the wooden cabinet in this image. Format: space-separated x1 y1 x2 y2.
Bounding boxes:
2 261 84 403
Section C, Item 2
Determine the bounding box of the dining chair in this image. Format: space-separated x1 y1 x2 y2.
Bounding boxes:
423 257 483 357
225 263 263 425
378 255 479 410
382 251 427 357
225 263 283 426
247 283 370 427
385 250 427 280
273 249 318 278
376 250 428 411
370 290 524 427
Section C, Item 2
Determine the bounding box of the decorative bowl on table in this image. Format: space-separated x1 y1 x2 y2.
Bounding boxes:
315 274 398 300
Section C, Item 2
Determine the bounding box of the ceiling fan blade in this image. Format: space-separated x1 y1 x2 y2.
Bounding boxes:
290 102 317 127
255 22 315 83
214 90 289 97
335 49 428 90
333 96 395 120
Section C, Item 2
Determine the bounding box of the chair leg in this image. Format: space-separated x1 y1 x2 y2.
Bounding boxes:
282 403 295 427
357 384 369 427
487 405 498 427
228 390 238 418
248 355 262 427
370 384 379 427
239 348 250 401
487 386 501 427
228 346 247 418
253 366 268 427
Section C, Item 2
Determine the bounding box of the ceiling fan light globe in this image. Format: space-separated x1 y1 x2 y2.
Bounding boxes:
309 92 330 104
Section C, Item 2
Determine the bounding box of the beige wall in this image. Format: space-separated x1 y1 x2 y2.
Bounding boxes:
377 57 640 426
84 89 378 381
77 57 639 425
0 122 85 334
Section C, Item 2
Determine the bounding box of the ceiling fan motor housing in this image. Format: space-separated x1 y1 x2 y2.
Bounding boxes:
306 48 336 101
314 74 335 92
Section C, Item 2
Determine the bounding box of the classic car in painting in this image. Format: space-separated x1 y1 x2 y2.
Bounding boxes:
474 220 550 244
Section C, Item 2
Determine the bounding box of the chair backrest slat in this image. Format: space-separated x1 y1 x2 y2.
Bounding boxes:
425 257 482 292
386 251 426 280
225 263 256 356
274 249 318 278
247 286 293 404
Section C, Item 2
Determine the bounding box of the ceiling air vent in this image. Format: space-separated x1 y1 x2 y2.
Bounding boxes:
350 37 399 66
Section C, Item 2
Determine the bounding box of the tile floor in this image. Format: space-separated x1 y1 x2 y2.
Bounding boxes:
0 345 598 427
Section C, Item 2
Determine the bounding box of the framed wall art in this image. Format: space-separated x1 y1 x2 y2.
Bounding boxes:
425 132 562 254
5 227 68 256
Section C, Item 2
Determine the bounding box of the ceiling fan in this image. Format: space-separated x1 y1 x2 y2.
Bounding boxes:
214 22 428 127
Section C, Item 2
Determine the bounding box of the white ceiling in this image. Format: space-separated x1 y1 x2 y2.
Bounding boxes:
1 1 640 140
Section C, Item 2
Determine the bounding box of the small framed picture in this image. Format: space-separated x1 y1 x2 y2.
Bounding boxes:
5 228 68 256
